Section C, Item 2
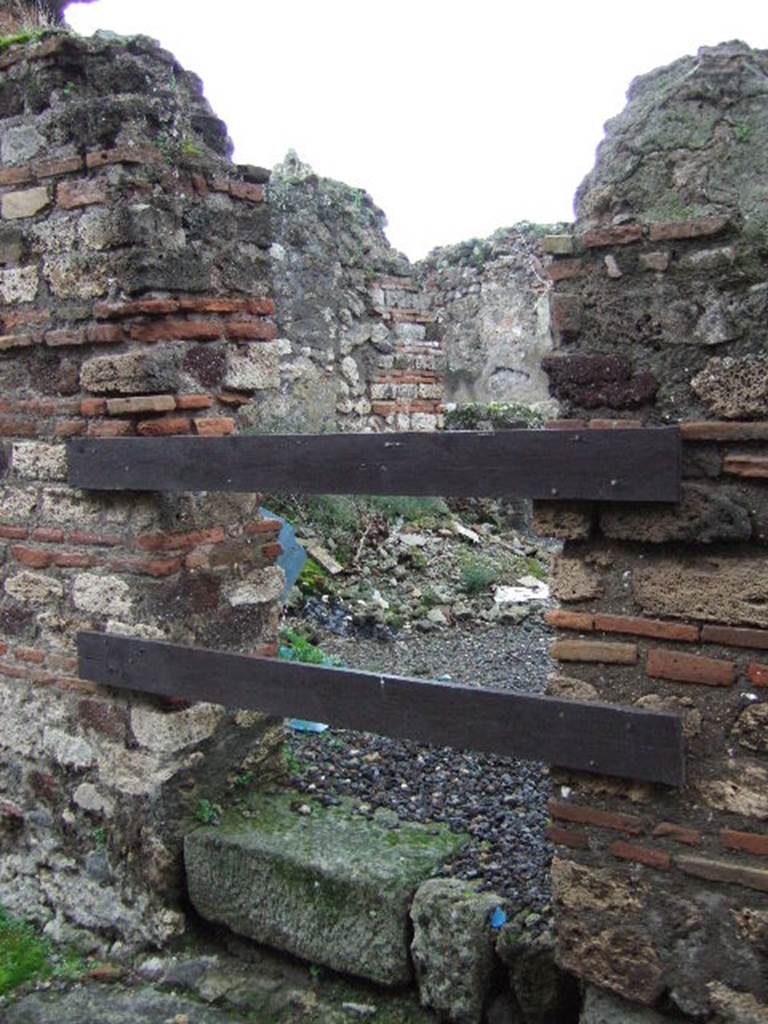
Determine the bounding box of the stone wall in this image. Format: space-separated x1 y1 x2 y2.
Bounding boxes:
418 227 556 411
536 42 768 1021
0 30 284 952
267 154 445 432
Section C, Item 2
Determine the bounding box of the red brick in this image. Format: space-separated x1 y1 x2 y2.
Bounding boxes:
105 395 175 416
85 323 124 345
194 416 235 436
191 173 208 196
225 320 277 341
85 145 161 169
594 614 699 643
648 216 730 242
136 527 226 552
681 421 768 442
551 639 638 664
46 328 87 348
652 822 701 846
110 556 183 578
701 625 768 651
88 420 134 437
33 155 84 178
129 320 222 342
721 829 768 857
56 179 107 210
177 297 274 315
228 180 265 203
176 394 214 410
31 528 64 543
136 417 192 436
646 648 735 687
2 310 49 330
723 454 768 479
47 653 78 674
94 299 179 319
244 520 281 535
80 398 107 417
587 419 643 430
78 698 126 740
0 417 38 437
251 641 279 658
261 542 283 559
545 419 587 430
388 309 434 325
217 393 250 407
371 402 396 416
56 420 84 437
548 799 643 835
546 259 583 282
0 526 29 540
0 333 36 351
0 165 33 187
544 609 594 631
610 841 671 870
68 531 121 547
15 647 45 665
748 662 768 687
53 552 97 568
545 825 589 850
11 546 52 568
582 224 643 247
676 854 768 893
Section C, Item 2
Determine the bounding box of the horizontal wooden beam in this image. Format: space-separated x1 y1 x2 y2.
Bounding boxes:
78 632 685 785
67 429 681 502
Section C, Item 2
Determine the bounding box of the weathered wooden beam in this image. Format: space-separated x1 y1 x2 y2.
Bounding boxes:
67 429 681 502
78 632 685 785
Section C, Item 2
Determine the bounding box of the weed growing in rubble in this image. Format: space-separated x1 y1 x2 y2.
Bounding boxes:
0 905 88 996
194 799 223 826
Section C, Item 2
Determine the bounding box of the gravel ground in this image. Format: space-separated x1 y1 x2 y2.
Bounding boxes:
285 615 555 919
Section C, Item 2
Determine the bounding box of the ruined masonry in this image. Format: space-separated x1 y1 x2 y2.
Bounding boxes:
535 41 768 1021
0 31 286 946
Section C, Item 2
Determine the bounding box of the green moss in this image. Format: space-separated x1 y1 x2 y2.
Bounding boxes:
445 401 545 431
0 906 88 996
0 30 45 54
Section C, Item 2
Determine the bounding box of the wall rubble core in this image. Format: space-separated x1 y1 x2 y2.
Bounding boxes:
0 29 285 950
536 41 768 1023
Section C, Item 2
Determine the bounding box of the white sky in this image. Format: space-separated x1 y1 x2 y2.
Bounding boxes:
66 0 767 260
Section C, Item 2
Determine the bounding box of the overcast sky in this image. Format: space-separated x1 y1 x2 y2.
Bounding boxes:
66 1 767 260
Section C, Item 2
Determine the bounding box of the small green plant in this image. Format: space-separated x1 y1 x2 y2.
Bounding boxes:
509 554 548 581
368 495 450 524
460 554 501 595
283 747 304 776
279 628 329 666
180 137 205 159
735 122 753 143
0 905 50 996
444 402 545 431
297 558 328 596
92 826 108 848
233 770 255 789
194 799 223 826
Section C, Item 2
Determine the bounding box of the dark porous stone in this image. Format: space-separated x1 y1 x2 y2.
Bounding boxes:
542 354 658 410
122 250 214 294
600 482 752 544
190 113 233 158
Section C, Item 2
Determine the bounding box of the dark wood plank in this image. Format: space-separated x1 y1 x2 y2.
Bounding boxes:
67 429 681 502
78 632 685 785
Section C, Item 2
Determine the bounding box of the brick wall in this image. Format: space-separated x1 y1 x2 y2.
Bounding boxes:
0 31 284 951
536 43 768 1021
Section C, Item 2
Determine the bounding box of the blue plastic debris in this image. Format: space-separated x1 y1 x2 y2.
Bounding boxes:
490 906 507 931
259 506 306 601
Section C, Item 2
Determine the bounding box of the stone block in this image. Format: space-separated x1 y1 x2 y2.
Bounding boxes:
697 761 768 820
647 215 730 242
547 674 600 701
582 224 642 247
691 355 768 419
2 186 50 220
72 573 132 619
542 355 657 411
633 557 768 628
580 985 670 1023
676 854 768 894
551 639 637 664
184 792 468 986
732 703 768 754
541 234 574 255
707 983 768 1024
1 125 45 164
4 570 63 606
551 555 602 603
80 350 181 395
0 266 39 303
497 925 579 1024
410 878 501 1024
532 501 593 540
11 442 67 481
599 483 752 544
224 342 280 391
130 703 225 753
